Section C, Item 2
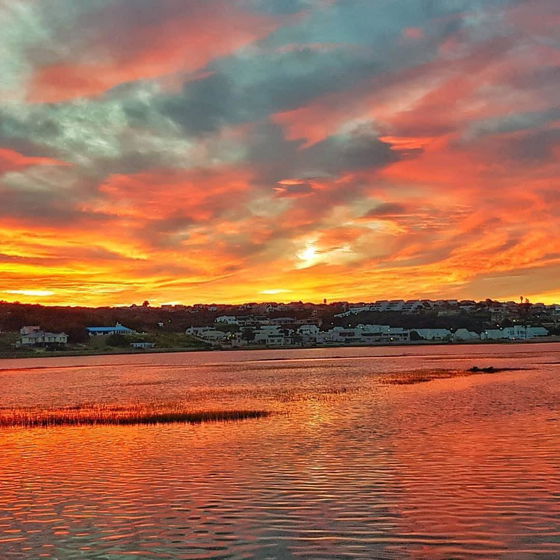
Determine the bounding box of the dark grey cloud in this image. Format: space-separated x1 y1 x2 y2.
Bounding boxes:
363 203 409 218
466 108 560 140
239 0 308 15
303 128 398 175
274 182 314 196
242 122 400 185
162 46 380 136
506 128 560 162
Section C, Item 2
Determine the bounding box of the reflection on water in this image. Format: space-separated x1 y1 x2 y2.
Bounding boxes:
1 344 559 559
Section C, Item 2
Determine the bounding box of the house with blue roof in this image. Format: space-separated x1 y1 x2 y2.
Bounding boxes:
86 323 136 336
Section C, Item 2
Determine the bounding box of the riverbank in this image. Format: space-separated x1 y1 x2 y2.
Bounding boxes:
1 336 558 360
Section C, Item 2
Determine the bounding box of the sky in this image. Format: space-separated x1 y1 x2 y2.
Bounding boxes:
0 0 559 306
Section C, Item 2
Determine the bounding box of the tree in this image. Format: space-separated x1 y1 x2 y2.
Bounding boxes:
106 333 130 347
241 327 256 342
409 330 423 341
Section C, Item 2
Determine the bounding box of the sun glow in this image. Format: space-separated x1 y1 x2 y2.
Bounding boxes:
260 289 292 295
6 290 55 297
296 244 319 269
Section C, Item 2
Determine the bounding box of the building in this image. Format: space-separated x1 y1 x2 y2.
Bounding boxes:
86 323 136 336
186 327 226 344
482 329 509 340
297 324 320 344
130 342 156 349
452 329 480 342
482 326 549 340
18 329 68 347
412 328 452 341
253 325 288 346
215 316 239 325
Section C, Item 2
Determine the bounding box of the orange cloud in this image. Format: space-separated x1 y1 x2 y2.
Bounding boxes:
273 32 557 147
92 166 252 222
28 2 282 102
0 149 70 173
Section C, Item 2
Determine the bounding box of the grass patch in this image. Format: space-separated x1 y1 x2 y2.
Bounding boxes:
0 403 270 428
383 371 457 385
383 366 528 386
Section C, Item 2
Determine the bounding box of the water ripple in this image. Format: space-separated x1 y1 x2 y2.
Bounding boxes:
0 344 559 558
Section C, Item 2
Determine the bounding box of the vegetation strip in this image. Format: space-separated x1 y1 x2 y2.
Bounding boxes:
383 366 528 385
0 408 270 428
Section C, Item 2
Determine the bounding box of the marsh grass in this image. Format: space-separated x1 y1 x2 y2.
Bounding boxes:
0 402 270 428
383 371 457 385
382 366 526 385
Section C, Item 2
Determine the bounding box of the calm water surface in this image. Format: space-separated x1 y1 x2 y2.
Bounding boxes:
1 343 559 559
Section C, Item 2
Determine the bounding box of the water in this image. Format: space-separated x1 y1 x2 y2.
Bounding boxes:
1 343 559 559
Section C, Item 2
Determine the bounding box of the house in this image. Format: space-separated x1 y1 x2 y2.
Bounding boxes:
297 324 320 344
199 330 227 343
379 327 410 342
186 327 226 344
526 326 549 338
19 329 68 347
482 329 509 340
413 328 452 341
318 327 362 344
253 325 287 346
453 329 480 342
482 326 549 340
357 324 391 338
215 316 239 325
86 323 136 336
269 317 295 326
130 342 156 349
503 326 549 339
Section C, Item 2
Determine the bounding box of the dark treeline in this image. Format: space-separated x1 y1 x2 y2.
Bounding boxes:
332 311 493 332
0 302 215 342
0 302 344 343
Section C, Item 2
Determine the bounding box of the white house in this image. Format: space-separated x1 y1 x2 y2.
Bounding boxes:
19 330 68 347
504 326 548 339
297 324 320 344
201 330 227 342
186 326 212 336
254 325 287 346
526 326 549 338
317 327 362 344
130 342 156 349
215 316 239 325
383 327 410 342
482 329 509 340
453 329 480 342
413 328 452 341
186 327 226 344
482 326 549 340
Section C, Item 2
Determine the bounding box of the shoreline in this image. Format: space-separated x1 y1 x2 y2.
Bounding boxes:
1 336 558 361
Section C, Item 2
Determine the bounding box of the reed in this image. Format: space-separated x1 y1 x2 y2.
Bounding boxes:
0 403 270 428
383 371 456 385
383 365 522 385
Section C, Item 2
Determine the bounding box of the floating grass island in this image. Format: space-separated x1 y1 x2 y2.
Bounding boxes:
383 366 529 385
0 403 271 428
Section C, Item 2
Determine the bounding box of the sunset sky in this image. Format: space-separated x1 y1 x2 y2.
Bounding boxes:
0 0 559 306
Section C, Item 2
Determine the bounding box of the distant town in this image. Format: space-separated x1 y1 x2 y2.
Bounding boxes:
1 297 559 357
